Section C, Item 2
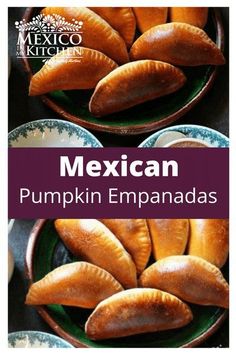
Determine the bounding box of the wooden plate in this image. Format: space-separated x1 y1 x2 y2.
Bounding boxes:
25 219 228 348
21 8 225 135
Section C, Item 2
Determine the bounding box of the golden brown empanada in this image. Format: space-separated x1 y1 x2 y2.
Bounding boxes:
26 262 123 308
85 288 193 340
88 7 136 48
188 219 229 268
99 219 151 274
139 255 229 308
170 7 208 28
54 219 137 289
147 219 189 260
89 60 186 117
41 7 129 64
130 23 225 66
29 47 118 96
133 7 168 33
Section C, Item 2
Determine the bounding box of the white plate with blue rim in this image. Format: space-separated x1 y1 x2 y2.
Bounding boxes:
8 331 74 348
8 119 103 147
138 125 229 148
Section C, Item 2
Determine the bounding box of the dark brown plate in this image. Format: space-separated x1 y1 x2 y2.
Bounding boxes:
21 8 224 135
25 219 228 348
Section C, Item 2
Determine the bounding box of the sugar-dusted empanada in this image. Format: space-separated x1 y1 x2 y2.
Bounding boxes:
188 219 229 268
89 60 186 117
85 288 193 340
130 23 225 66
41 7 129 64
88 7 136 48
139 255 229 308
170 7 208 29
29 47 118 96
147 219 189 260
26 262 123 308
133 7 168 33
100 219 151 274
54 219 137 289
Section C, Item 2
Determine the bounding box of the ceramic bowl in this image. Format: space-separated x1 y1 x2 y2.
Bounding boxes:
8 331 73 348
139 124 229 148
8 220 15 283
8 119 103 147
25 219 228 348
22 8 224 135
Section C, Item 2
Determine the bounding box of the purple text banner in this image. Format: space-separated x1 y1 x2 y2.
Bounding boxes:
8 148 229 219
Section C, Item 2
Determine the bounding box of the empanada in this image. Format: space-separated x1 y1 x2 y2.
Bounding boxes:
139 255 229 308
133 7 168 33
85 288 193 340
88 7 136 48
147 219 189 260
41 7 129 64
99 219 151 274
89 60 186 117
170 7 208 29
54 219 137 288
26 262 123 308
29 47 118 96
188 219 229 268
130 23 225 66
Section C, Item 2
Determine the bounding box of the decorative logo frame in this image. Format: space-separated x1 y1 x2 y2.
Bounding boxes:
15 14 83 63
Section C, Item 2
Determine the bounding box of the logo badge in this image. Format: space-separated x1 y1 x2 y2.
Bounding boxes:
15 14 83 63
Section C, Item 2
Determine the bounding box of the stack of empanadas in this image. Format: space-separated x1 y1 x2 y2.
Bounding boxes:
26 218 229 341
28 7 225 117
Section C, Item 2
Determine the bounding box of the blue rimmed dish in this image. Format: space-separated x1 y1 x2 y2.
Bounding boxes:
8 331 74 348
138 125 229 148
8 119 103 147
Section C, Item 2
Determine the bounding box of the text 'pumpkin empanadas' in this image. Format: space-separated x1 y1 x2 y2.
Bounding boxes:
41 7 129 64
130 23 225 66
85 288 193 340
133 7 168 33
89 60 186 117
89 7 136 48
100 219 151 274
54 219 137 289
29 47 118 96
170 7 208 29
188 219 229 268
139 255 229 308
147 219 189 260
25 262 123 308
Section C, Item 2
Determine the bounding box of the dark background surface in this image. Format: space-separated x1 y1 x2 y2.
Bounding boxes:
8 7 229 347
8 7 229 142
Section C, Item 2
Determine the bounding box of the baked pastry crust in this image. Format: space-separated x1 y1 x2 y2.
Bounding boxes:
130 22 225 66
89 60 186 116
29 47 118 96
133 7 168 33
100 219 151 274
139 255 229 308
147 219 189 260
188 219 229 268
89 7 136 48
41 7 129 64
170 7 208 29
26 262 123 308
85 288 193 340
55 219 137 289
